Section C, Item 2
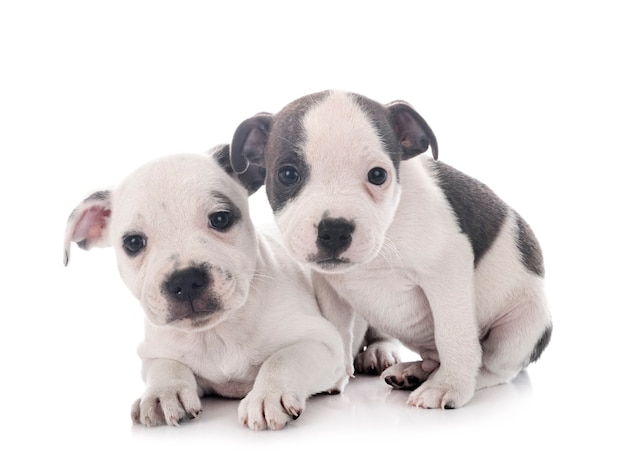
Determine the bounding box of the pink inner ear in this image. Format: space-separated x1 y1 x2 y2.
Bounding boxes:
72 206 111 243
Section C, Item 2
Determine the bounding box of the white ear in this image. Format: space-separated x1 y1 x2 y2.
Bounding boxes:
63 190 113 266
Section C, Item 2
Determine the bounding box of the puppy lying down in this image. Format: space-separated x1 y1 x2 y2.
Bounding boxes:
63 146 347 430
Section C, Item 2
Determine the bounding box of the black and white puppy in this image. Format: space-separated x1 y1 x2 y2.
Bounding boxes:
230 90 552 409
64 147 348 429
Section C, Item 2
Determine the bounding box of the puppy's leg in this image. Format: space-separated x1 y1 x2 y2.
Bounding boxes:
131 358 202 427
313 272 357 377
476 285 552 389
238 339 345 431
407 258 482 409
355 326 402 375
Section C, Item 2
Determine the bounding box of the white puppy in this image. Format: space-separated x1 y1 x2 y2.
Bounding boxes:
63 147 347 430
229 90 552 409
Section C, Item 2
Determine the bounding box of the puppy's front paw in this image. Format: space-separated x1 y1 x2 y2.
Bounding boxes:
131 382 202 427
238 390 305 431
355 340 401 375
407 375 474 409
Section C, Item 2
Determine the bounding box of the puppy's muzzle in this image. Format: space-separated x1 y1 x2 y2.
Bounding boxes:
163 267 220 322
316 217 354 257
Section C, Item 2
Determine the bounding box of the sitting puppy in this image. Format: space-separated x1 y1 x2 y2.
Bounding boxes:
229 90 552 409
63 147 347 430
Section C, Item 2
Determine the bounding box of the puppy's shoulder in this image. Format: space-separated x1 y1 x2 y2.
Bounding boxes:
425 159 510 264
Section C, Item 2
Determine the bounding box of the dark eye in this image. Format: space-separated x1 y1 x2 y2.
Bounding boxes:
209 211 232 231
368 167 387 185
277 166 301 186
123 234 146 256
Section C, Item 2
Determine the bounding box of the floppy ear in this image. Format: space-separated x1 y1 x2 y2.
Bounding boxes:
387 101 438 160
63 190 113 266
209 143 266 195
230 112 273 188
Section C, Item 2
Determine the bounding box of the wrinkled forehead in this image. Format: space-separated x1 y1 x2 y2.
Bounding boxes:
112 156 246 229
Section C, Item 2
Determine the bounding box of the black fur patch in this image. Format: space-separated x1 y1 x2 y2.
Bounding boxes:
265 92 328 212
210 191 241 229
84 190 110 202
515 212 545 277
351 93 404 174
212 144 233 174
529 325 552 363
432 162 507 266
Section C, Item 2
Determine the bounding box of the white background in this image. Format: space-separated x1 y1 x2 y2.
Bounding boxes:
2 1 624 470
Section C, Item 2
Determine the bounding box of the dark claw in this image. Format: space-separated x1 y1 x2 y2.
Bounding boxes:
186 409 201 420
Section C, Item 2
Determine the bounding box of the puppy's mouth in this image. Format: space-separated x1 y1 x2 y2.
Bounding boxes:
311 257 355 273
167 309 222 332
167 297 222 326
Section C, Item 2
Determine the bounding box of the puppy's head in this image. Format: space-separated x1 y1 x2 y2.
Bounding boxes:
231 90 437 273
64 147 258 331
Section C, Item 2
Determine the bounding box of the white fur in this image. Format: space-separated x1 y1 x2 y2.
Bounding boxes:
64 152 347 429
243 90 551 409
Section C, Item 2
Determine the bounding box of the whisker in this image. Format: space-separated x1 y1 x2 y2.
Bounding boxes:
377 239 401 269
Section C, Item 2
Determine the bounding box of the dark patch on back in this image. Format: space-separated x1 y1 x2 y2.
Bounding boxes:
432 161 508 266
265 92 329 212
529 324 552 363
515 212 545 277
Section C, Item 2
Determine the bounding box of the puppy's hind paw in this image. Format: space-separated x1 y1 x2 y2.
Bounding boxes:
381 361 431 390
355 340 401 375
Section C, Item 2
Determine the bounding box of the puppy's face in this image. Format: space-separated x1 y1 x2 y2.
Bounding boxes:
231 91 437 274
271 93 402 273
66 153 257 332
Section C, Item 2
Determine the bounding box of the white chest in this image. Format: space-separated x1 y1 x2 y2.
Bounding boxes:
140 325 261 398
331 266 436 351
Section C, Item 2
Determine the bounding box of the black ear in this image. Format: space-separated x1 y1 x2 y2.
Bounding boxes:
230 112 273 182
210 144 265 195
387 101 438 161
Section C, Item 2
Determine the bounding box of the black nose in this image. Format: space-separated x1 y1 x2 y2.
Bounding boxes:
317 218 354 254
165 267 208 303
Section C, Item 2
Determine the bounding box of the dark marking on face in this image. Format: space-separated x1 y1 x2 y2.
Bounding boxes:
265 92 329 212
210 191 241 229
529 324 552 363
514 212 545 277
212 144 233 174
350 93 404 175
162 265 222 323
431 161 508 266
